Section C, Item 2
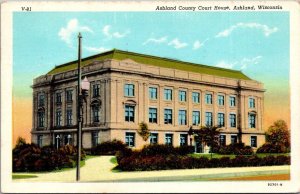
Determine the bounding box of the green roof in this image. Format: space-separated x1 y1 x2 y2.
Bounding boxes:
47 49 252 80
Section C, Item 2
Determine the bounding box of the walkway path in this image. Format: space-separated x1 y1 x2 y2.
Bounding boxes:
13 156 290 182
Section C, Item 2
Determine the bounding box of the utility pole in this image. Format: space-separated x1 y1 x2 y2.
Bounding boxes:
76 32 82 181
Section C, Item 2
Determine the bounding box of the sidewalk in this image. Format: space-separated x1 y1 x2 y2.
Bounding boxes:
13 156 290 182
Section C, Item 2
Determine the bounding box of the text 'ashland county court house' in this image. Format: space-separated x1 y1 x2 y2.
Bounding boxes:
31 49 265 152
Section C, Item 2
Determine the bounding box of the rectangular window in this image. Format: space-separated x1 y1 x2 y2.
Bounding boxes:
149 133 158 144
250 136 257 147
124 84 134 97
149 108 157 123
149 87 157 100
219 135 226 146
66 90 73 102
218 95 225 106
205 94 213 104
231 135 238 144
56 93 62 104
192 111 200 125
178 110 187 125
93 84 100 97
165 134 173 146
205 112 213 126
91 131 99 147
38 94 45 106
66 109 72 126
180 134 188 146
38 111 45 127
230 114 236 127
249 114 256 128
164 109 173 124
179 90 186 102
125 105 135 122
55 110 62 127
218 113 225 127
125 132 135 147
229 96 236 107
37 135 43 147
249 98 255 108
92 106 99 122
164 89 172 100
192 92 200 103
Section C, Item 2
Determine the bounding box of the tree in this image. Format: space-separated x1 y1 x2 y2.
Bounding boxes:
266 119 290 148
15 136 27 148
193 125 220 158
137 122 150 141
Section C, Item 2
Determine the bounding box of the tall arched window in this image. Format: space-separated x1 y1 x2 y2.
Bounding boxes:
37 108 45 128
91 100 100 123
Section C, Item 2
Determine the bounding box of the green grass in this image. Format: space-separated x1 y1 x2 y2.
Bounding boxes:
12 174 38 180
110 156 117 164
190 153 290 159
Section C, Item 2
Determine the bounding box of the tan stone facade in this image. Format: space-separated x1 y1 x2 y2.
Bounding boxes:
31 50 265 151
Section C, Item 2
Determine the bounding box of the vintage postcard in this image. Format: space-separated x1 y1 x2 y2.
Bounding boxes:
1 0 300 193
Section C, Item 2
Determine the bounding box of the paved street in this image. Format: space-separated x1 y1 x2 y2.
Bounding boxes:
13 156 290 182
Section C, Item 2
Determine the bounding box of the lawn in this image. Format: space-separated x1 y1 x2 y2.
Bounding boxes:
189 153 290 159
12 174 38 179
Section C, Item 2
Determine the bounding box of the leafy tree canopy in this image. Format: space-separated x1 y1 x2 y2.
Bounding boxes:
137 122 150 141
266 119 290 148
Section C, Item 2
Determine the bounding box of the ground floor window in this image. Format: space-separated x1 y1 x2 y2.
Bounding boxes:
37 135 43 147
180 134 188 146
231 135 238 144
165 133 173 146
250 136 257 147
219 135 226 146
91 131 99 147
125 132 135 147
149 133 158 144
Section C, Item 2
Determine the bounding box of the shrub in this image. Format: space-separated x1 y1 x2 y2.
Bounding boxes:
13 143 84 172
256 143 289 153
218 143 253 155
90 140 128 155
116 153 290 171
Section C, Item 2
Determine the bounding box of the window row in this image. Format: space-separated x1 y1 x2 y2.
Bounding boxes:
38 107 101 127
39 84 101 106
125 132 188 147
124 84 256 108
125 132 258 148
219 135 257 147
124 105 257 128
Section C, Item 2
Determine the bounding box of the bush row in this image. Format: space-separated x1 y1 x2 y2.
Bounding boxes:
217 143 253 155
13 143 85 172
90 140 128 155
256 143 290 153
117 155 290 171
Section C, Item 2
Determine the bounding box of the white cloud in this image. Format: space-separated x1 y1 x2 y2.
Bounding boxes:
193 39 208 50
240 56 262 70
216 22 278 38
143 36 168 45
168 38 188 49
58 19 93 46
215 61 237 69
84 46 110 53
215 56 262 70
102 25 129 39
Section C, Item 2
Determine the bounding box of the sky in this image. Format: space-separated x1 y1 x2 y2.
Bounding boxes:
13 11 290 144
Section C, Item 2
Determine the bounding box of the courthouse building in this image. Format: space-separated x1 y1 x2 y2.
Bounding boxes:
31 49 265 151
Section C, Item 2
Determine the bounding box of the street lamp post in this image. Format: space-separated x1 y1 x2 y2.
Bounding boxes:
76 33 90 181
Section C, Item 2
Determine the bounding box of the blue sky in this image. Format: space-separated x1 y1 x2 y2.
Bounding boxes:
13 11 289 99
